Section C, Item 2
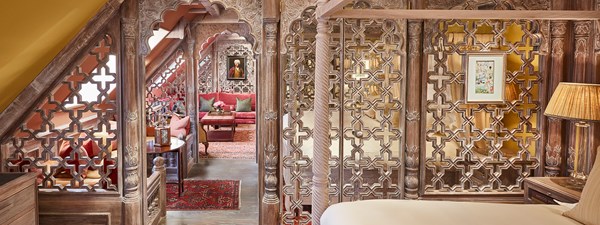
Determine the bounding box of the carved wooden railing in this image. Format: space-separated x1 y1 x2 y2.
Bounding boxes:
146 156 166 225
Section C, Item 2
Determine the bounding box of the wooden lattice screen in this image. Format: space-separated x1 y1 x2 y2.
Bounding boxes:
423 19 544 193
1 32 120 191
145 49 187 127
281 3 406 224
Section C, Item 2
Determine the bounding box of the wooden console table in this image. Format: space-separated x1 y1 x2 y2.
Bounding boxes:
146 137 186 196
0 173 38 225
524 177 581 204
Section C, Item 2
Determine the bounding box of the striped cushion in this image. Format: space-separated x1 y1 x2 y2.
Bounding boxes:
563 152 600 225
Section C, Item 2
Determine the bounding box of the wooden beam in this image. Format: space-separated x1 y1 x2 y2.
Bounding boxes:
199 0 220 16
331 9 600 20
317 0 353 18
188 8 208 14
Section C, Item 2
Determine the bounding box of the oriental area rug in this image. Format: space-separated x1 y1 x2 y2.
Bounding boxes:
166 180 240 210
200 124 256 160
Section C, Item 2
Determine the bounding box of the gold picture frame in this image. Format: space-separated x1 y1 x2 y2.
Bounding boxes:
465 52 507 104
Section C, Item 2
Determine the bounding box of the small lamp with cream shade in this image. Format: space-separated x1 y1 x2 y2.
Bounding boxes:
544 82 600 186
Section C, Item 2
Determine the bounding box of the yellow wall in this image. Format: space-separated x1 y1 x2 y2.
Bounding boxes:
0 0 107 112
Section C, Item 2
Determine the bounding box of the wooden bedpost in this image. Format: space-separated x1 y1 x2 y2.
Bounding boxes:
121 0 147 223
260 0 281 224
313 0 331 224
405 19 423 199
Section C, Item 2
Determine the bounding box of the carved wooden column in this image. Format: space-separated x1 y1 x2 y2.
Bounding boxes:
567 20 594 173
405 19 422 199
260 0 280 224
593 1 600 164
120 0 146 224
545 21 568 177
185 28 199 164
313 0 331 224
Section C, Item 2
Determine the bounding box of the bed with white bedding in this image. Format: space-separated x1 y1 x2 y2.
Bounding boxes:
321 199 581 225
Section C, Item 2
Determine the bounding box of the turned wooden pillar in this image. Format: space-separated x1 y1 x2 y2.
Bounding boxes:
313 0 331 224
120 0 146 224
405 19 423 199
184 29 199 164
545 20 569 177
260 0 281 224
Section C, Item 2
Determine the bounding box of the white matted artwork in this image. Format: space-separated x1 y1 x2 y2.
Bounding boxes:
465 52 506 103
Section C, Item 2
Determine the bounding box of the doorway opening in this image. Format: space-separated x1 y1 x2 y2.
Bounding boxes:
143 3 259 224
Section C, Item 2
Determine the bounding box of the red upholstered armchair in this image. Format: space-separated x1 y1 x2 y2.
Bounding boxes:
198 92 256 124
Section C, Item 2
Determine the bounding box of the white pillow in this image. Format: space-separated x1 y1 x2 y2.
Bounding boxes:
563 152 600 225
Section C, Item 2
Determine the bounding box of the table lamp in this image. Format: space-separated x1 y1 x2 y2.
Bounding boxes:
544 82 600 186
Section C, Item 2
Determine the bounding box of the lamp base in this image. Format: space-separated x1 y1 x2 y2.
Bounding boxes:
568 172 587 190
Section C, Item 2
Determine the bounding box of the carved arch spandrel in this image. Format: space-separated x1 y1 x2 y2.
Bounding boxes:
140 0 262 55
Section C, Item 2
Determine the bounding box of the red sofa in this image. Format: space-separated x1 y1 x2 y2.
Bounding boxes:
198 92 256 124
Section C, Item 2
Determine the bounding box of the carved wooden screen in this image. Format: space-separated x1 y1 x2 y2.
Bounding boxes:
281 5 406 224
197 54 213 93
1 32 119 191
145 49 186 126
423 19 543 194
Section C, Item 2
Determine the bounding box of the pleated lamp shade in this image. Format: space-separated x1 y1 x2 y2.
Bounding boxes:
544 82 600 122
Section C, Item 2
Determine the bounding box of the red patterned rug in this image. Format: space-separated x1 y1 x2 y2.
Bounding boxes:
200 124 256 159
167 180 240 211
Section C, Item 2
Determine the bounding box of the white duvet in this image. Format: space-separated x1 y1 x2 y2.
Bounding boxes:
322 199 581 225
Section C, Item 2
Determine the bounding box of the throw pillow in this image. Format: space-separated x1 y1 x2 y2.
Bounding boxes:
58 138 90 178
563 152 600 225
170 115 190 137
236 97 252 112
199 97 215 112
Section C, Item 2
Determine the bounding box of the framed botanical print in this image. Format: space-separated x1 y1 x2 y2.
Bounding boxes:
465 52 506 103
226 56 247 80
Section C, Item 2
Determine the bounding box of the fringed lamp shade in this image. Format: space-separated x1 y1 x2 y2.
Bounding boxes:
544 82 600 122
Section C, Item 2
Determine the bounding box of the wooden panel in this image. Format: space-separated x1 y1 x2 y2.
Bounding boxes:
0 185 36 223
0 173 37 225
40 214 110 225
9 208 36 225
38 192 121 225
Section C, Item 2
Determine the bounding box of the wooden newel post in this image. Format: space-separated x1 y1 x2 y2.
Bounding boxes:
153 156 167 218
312 0 331 224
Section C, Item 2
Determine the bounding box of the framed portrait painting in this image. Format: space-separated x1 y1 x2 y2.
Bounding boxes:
465 52 506 103
227 56 247 80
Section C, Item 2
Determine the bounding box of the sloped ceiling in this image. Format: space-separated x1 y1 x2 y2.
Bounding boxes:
0 0 107 112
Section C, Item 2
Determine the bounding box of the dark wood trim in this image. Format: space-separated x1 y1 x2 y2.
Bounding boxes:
0 0 123 141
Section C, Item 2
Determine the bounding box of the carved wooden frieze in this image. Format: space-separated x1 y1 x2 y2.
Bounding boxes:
426 0 549 10
194 23 254 58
